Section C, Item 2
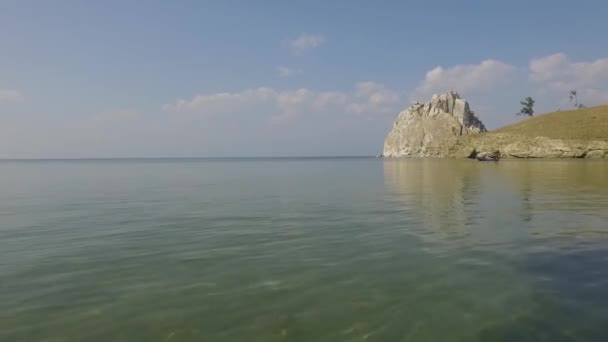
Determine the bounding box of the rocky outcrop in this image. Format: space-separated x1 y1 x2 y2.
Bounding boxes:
476 150 501 161
451 133 608 159
383 92 486 157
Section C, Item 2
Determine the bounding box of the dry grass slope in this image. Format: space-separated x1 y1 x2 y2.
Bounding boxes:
449 105 608 158
493 105 608 141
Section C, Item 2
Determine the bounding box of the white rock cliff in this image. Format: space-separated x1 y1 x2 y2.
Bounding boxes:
383 92 486 157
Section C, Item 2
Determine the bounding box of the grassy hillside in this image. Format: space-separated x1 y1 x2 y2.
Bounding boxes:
493 105 608 140
449 105 608 158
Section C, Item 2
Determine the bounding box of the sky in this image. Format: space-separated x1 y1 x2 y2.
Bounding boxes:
1 0 608 158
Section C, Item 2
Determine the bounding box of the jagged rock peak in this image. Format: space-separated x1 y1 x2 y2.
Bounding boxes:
383 92 487 157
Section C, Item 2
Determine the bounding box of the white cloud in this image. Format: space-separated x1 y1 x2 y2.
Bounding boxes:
276 66 303 77
162 87 278 114
530 53 608 105
277 88 315 115
413 59 516 100
290 33 325 54
312 92 348 110
347 82 402 114
0 89 23 103
163 82 405 121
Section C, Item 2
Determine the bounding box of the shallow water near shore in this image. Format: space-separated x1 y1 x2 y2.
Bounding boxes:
1 158 608 341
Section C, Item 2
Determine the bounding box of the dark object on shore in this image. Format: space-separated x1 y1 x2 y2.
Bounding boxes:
476 151 501 162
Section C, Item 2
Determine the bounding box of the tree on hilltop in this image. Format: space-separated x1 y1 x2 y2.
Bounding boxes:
517 97 535 117
569 90 585 109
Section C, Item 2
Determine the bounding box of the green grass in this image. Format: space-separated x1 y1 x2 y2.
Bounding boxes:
493 105 608 140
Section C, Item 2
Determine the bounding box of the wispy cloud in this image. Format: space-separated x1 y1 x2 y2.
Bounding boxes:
413 59 516 100
0 88 23 103
276 66 303 77
347 82 402 114
290 33 325 54
530 53 608 105
163 82 405 122
162 88 278 115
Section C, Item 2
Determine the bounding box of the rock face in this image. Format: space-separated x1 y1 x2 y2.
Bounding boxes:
383 92 487 157
476 150 501 161
451 133 608 159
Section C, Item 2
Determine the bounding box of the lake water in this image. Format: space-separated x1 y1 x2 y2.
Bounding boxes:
1 158 608 341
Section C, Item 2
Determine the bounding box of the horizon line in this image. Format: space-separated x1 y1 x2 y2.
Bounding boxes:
0 155 378 161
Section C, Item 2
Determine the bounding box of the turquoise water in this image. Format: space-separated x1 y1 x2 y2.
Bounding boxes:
1 158 608 341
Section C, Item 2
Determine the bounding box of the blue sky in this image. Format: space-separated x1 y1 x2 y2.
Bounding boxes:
1 0 608 157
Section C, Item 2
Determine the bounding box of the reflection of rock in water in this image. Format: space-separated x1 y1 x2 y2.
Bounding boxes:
383 159 481 238
496 160 608 196
383 159 608 243
495 160 608 237
383 159 608 338
517 165 534 223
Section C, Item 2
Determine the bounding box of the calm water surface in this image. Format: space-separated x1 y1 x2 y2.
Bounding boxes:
1 158 608 341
